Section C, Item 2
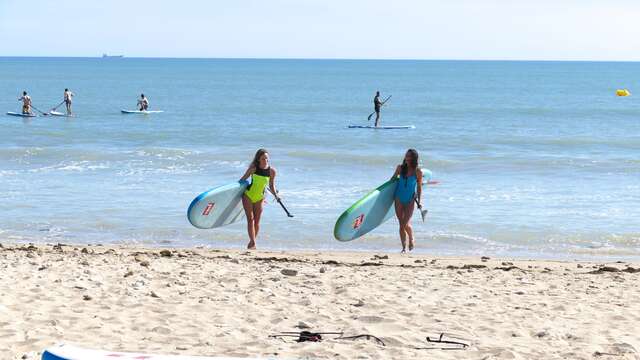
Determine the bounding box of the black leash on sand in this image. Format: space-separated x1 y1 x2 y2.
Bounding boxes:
270 331 386 346
415 333 470 350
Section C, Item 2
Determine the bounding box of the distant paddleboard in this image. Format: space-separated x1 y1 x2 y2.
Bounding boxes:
48 111 74 117
7 111 36 118
121 110 164 114
334 169 432 241
187 181 249 229
348 125 415 130
42 343 280 359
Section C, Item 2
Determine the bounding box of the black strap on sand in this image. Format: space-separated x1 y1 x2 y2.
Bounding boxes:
269 331 343 342
270 331 385 346
416 333 469 350
338 334 386 347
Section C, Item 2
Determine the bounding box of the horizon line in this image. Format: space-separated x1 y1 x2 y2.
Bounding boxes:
0 55 639 63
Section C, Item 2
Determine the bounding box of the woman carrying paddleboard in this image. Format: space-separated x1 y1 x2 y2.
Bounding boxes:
240 149 280 250
392 149 423 252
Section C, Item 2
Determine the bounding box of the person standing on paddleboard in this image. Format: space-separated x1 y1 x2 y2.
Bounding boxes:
392 149 423 252
63 88 74 115
240 149 280 250
18 91 32 115
373 91 383 127
373 91 394 127
137 94 149 111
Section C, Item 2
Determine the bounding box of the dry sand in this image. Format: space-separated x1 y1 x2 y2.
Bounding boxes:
1 242 639 360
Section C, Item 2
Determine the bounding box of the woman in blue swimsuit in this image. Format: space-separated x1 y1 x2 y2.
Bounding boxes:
392 149 423 252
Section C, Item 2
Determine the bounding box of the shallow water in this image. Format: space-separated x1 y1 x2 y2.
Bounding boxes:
1 57 638 259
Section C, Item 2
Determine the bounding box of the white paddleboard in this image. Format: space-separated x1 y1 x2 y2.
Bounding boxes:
348 125 415 129
48 111 74 117
121 110 164 114
42 343 280 359
7 111 36 118
187 181 249 229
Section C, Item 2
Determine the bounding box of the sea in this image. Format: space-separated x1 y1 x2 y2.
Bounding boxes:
0 57 638 260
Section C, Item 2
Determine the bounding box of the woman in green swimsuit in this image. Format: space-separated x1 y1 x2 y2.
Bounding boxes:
240 149 279 250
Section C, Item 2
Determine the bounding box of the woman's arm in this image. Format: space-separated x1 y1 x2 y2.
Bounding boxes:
416 168 423 207
269 167 278 199
240 165 255 181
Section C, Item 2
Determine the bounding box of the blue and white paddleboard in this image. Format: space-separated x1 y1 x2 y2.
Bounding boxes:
348 125 415 129
187 181 249 229
42 343 279 359
334 179 398 241
121 110 164 114
7 111 36 118
334 169 432 241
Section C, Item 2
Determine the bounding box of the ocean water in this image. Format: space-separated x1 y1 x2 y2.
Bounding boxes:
0 57 638 260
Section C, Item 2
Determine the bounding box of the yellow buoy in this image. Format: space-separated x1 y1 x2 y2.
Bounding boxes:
616 89 631 97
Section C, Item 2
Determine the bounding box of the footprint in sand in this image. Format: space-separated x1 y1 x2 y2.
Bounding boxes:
357 315 393 323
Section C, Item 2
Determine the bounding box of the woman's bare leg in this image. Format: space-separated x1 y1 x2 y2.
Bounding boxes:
404 200 416 251
242 195 256 249
395 199 407 252
252 199 264 240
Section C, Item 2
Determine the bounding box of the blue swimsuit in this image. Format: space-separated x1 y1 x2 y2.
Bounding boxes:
395 174 417 205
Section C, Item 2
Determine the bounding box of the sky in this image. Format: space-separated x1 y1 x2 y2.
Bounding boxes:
1 0 639 61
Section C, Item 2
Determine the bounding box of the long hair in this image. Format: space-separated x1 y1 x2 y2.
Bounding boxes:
400 149 419 178
252 148 269 169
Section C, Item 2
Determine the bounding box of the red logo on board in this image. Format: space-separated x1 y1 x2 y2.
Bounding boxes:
202 203 215 216
352 214 365 229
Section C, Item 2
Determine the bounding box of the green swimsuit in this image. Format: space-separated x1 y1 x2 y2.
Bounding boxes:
244 167 270 203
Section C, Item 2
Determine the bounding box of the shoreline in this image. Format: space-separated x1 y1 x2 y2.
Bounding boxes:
3 242 639 359
4 239 639 263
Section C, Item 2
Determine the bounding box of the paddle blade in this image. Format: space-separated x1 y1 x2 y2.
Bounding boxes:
420 209 428 222
367 112 374 121
276 198 294 218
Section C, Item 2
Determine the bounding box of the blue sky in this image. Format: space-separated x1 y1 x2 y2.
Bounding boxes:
1 0 638 60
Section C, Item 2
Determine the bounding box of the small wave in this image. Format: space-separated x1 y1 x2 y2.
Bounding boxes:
29 161 110 173
285 149 454 168
134 147 200 161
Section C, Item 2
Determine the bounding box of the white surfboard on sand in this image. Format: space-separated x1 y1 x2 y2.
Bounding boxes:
42 343 282 360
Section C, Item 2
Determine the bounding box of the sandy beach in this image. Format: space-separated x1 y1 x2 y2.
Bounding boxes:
1 242 639 360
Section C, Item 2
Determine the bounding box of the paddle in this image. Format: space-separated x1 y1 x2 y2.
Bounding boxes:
415 199 428 222
50 100 65 112
267 188 294 218
30 105 49 116
414 180 439 222
367 95 392 121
